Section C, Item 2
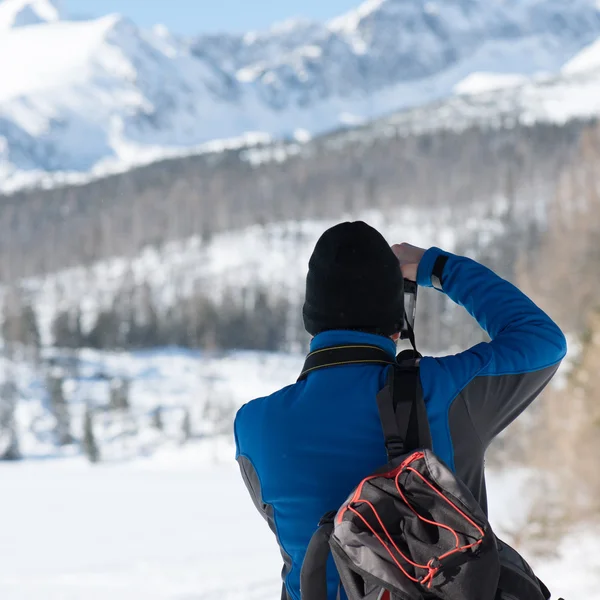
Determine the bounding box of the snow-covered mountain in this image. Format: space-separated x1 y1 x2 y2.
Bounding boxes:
0 0 59 29
191 0 600 99
1 0 600 192
245 53 600 168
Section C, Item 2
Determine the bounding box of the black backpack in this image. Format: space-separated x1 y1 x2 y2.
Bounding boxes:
298 344 557 600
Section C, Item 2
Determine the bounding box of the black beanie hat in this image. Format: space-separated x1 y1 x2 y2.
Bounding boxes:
303 221 404 336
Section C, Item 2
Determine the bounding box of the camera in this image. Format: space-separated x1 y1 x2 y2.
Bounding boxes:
400 279 417 340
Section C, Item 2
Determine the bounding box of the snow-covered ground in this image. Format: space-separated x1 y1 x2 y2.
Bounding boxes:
0 450 598 600
0 344 597 599
7 347 303 460
0 455 282 600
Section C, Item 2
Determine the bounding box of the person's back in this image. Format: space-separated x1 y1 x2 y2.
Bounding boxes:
234 222 566 600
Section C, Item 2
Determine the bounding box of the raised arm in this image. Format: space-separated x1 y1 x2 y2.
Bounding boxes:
413 246 567 449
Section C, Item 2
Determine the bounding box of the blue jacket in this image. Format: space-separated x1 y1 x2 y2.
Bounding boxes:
234 247 566 600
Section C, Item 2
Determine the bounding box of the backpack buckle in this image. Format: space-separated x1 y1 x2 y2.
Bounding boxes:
385 435 406 459
319 510 337 526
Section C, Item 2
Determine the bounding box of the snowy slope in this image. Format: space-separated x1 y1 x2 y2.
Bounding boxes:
340 59 600 140
563 37 600 73
0 0 59 29
2 0 600 192
0 12 255 181
18 206 506 349
244 48 600 169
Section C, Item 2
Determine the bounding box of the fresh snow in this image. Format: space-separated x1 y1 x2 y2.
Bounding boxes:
7 347 302 460
0 0 59 30
0 449 598 599
0 16 130 105
454 72 529 95
0 459 284 600
0 342 597 599
563 37 600 74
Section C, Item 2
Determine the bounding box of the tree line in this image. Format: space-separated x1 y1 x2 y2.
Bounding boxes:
0 118 591 281
0 353 201 464
491 123 600 542
2 283 292 354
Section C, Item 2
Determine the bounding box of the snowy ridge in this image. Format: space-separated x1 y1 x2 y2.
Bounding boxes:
563 37 600 73
385 63 600 133
243 56 600 169
453 73 529 95
2 0 600 192
0 0 59 30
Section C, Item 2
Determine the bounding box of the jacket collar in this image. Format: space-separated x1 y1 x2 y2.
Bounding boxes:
309 330 397 358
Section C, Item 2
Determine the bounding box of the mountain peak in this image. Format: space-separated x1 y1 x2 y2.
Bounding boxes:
562 37 600 74
2 0 600 193
0 0 61 30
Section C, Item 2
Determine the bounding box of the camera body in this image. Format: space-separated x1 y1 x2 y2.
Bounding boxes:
400 280 417 340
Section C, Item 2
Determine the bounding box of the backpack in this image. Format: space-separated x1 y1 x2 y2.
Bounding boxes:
298 344 557 600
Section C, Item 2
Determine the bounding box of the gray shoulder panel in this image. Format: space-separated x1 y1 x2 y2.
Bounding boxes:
460 364 560 445
447 363 560 515
447 393 487 513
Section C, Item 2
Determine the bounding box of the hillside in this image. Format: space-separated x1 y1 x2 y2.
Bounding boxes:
0 118 589 279
0 119 590 364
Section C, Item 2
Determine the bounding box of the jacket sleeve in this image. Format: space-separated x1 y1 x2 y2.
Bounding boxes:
417 247 567 450
234 408 292 600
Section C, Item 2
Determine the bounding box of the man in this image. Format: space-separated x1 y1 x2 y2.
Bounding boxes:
234 221 566 600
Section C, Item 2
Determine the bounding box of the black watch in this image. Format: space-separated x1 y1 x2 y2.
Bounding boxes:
431 255 448 291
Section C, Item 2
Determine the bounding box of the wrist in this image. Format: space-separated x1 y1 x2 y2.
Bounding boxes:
417 247 451 289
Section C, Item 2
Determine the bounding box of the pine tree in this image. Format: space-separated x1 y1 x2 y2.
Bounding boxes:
181 407 192 443
152 405 164 431
85 311 120 349
2 288 41 361
47 371 74 446
52 309 84 348
82 406 100 464
0 379 21 461
21 303 41 349
109 378 131 411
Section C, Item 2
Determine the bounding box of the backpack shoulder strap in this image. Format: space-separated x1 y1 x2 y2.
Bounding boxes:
376 362 432 460
298 345 431 600
497 539 554 600
300 511 336 600
297 344 432 458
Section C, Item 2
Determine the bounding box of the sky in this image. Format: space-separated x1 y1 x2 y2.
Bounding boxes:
64 0 360 35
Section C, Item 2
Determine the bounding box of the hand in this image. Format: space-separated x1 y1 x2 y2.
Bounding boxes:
391 243 426 282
